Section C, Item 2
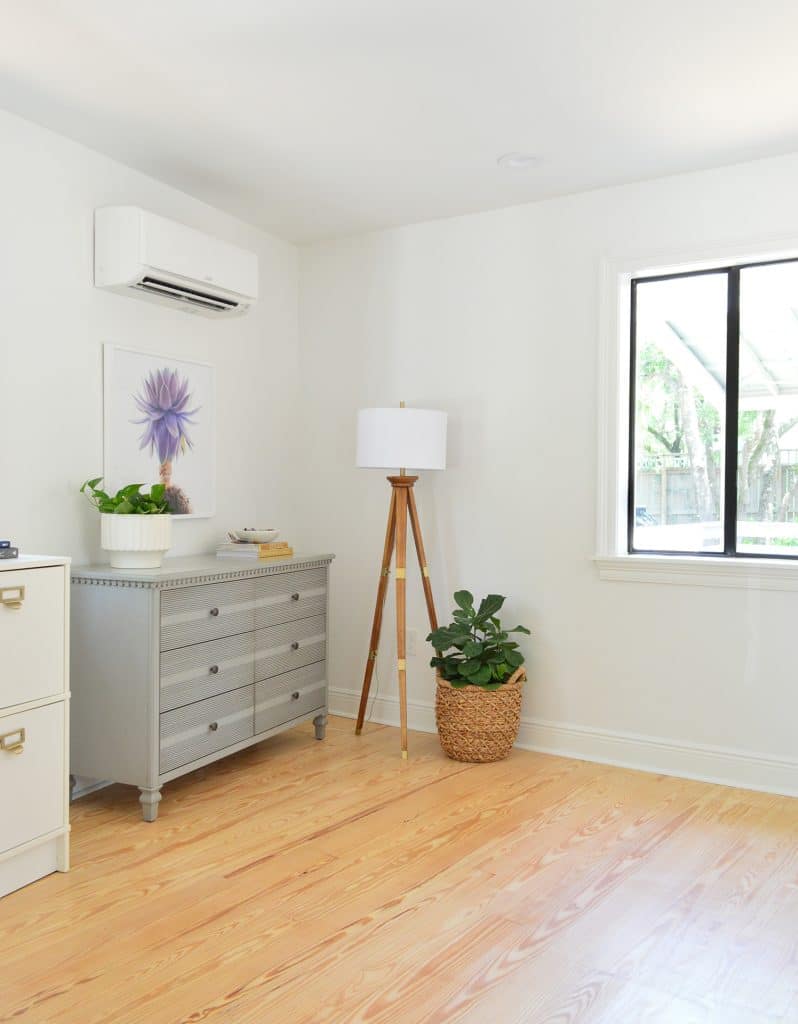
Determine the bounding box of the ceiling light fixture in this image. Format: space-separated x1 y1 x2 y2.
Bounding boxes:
497 152 539 170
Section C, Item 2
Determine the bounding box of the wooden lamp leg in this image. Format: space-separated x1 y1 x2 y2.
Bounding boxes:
394 484 409 759
355 474 423 759
407 487 438 634
355 489 397 735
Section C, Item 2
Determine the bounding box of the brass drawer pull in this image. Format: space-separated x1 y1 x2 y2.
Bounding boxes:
208 721 219 732
291 641 300 651
209 607 220 617
0 585 25 609
291 691 300 700
209 665 219 675
0 727 25 754
291 592 300 601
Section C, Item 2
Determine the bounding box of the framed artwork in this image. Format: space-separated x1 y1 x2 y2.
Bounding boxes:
103 344 215 518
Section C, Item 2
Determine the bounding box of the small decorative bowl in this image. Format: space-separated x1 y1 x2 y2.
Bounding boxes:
233 529 279 544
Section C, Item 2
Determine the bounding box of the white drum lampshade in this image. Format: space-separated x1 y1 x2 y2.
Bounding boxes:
356 407 447 471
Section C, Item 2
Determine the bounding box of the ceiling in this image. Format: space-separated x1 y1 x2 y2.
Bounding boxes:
3 1 798 242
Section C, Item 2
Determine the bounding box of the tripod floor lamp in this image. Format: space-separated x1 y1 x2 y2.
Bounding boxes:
354 405 447 758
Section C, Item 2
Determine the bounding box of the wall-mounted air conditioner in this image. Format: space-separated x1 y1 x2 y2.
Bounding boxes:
94 206 258 317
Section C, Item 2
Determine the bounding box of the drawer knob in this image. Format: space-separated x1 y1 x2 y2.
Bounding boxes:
209 665 219 675
291 592 300 601
291 691 300 700
209 607 220 617
208 721 219 732
0 727 25 754
291 641 300 651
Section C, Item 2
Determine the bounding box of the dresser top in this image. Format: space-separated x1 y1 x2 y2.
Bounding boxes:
71 553 334 589
0 554 70 571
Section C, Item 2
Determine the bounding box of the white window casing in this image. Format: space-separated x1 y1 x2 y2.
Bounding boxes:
596 233 798 591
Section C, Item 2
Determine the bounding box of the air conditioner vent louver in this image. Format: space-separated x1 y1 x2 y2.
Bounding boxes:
94 207 258 317
136 276 239 312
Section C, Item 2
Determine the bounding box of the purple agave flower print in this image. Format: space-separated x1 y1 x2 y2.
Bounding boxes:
132 368 201 514
133 368 199 464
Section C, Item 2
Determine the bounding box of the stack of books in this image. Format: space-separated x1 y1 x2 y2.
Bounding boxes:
216 541 294 560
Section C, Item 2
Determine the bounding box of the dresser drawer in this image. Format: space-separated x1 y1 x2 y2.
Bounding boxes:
160 579 256 651
255 662 326 734
1 566 65 709
159 685 254 774
255 567 327 629
0 702 64 851
255 615 326 681
160 632 254 713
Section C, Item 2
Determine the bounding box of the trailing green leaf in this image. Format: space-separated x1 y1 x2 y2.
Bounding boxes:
80 477 170 515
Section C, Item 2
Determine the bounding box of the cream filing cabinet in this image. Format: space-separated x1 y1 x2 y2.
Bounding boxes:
70 554 333 820
0 556 71 897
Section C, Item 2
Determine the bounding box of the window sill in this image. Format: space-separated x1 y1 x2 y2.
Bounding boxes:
594 555 798 592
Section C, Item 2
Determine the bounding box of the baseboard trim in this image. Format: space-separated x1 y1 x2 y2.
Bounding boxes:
330 687 798 798
71 778 112 801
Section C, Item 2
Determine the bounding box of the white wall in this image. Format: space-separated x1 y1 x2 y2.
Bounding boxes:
0 109 298 563
6 101 798 795
297 152 798 793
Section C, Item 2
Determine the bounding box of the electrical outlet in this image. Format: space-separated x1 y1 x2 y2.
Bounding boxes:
407 628 419 657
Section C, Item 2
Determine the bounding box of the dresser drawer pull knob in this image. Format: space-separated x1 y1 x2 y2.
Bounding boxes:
0 728 25 754
291 641 300 651
0 585 25 609
208 721 219 732
209 607 220 617
209 665 219 674
291 691 300 700
291 592 300 601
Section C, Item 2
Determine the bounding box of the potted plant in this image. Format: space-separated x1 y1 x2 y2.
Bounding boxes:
428 591 531 763
81 477 172 569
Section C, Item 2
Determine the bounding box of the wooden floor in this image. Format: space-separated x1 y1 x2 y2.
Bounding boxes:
3 718 798 1024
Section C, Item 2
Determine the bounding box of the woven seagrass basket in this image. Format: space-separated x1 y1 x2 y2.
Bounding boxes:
435 666 525 763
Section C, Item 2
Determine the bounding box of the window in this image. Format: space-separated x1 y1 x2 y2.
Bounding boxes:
629 257 798 558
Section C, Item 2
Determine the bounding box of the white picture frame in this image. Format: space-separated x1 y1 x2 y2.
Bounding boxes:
103 344 216 519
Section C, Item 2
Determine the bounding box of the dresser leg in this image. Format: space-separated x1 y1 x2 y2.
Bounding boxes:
313 713 327 741
139 786 162 822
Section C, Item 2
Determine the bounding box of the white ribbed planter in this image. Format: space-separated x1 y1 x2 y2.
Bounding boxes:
101 514 172 569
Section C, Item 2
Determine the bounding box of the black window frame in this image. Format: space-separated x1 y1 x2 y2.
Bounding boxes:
628 256 798 560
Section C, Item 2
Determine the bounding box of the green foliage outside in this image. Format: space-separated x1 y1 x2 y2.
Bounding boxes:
639 343 798 523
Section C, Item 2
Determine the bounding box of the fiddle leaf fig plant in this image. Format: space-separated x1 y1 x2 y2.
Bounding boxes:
80 477 170 515
427 591 531 690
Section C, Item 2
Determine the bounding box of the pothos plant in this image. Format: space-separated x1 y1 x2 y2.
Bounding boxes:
427 591 531 690
80 477 170 515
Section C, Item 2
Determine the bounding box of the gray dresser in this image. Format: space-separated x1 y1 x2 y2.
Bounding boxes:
70 554 334 820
